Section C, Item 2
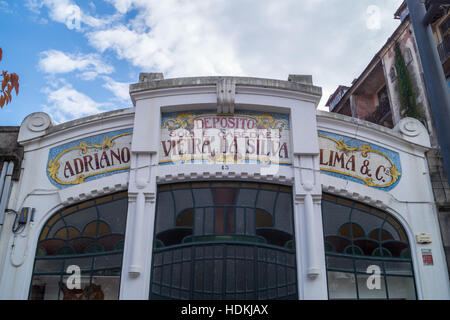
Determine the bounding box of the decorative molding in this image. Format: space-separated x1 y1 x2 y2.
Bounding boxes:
131 152 153 189
237 86 322 106
139 72 164 83
216 78 236 113
144 192 156 203
27 113 53 132
395 117 430 148
294 193 322 204
127 192 138 202
398 117 422 137
18 112 54 143
60 181 128 206
317 111 430 154
155 170 293 184
321 183 388 210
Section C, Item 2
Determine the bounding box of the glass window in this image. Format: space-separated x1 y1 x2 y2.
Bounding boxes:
390 66 397 82
404 48 413 65
322 194 416 300
29 192 128 300
151 182 297 300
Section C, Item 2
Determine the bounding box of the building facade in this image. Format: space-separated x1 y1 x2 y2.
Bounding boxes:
0 74 448 300
327 1 450 282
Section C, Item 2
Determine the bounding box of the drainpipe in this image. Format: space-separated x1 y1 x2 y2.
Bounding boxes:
0 161 14 233
0 164 7 207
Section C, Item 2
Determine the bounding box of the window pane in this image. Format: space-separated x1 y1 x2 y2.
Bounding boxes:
327 271 357 300
256 190 276 213
322 200 351 236
33 259 65 274
386 276 416 300
384 261 413 276
193 188 213 206
236 188 258 206
274 192 293 233
235 208 245 234
156 192 174 232
357 274 387 300
31 193 128 300
351 209 383 237
354 259 381 274
173 189 193 212
326 255 354 272
30 275 61 300
97 199 128 233
90 272 121 300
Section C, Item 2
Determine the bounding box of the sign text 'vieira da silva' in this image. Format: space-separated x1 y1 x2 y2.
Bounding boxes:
159 111 292 166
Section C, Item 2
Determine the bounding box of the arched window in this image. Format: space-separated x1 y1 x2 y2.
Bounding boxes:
29 192 128 300
322 194 416 300
390 66 397 82
151 182 297 300
404 47 413 65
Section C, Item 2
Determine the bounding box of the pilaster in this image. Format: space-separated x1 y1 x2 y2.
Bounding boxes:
292 154 328 299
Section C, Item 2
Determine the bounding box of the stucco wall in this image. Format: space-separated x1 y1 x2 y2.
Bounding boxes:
0 76 448 300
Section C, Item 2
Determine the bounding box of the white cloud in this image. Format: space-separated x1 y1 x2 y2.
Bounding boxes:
42 83 111 123
31 0 405 111
39 50 114 80
366 5 382 30
87 1 244 77
105 0 134 14
26 0 114 30
86 0 403 109
0 1 12 14
102 76 130 102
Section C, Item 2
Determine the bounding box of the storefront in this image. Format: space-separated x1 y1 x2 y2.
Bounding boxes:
0 74 448 300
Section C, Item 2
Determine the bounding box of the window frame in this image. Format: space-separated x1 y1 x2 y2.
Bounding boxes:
150 181 298 300
28 192 129 300
321 193 417 300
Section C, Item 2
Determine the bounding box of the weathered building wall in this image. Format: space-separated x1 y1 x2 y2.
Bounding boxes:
0 127 23 180
426 149 450 278
353 94 376 120
381 23 438 147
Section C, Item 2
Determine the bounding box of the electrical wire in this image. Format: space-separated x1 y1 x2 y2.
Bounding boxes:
6 209 26 234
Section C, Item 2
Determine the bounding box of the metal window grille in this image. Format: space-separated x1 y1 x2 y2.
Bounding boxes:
150 182 298 300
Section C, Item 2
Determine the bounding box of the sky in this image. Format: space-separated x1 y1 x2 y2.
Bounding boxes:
0 0 404 126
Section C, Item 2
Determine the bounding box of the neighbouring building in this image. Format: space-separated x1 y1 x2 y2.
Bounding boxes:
0 73 448 300
0 126 23 285
327 0 450 283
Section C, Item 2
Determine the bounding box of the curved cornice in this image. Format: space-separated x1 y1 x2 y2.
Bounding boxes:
129 75 322 106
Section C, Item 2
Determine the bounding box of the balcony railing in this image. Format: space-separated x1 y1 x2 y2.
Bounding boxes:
437 35 450 64
365 99 392 127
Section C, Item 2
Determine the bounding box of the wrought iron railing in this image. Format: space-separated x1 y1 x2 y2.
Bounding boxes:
365 99 392 126
437 35 450 64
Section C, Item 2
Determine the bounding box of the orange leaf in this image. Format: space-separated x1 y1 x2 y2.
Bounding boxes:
0 95 4 107
0 48 2 61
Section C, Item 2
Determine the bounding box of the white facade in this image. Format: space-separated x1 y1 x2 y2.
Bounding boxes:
0 75 448 300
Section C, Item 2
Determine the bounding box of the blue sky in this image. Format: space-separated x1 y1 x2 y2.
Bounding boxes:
0 0 403 126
